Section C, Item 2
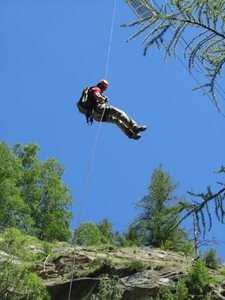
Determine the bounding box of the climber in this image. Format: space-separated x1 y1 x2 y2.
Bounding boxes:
78 79 147 140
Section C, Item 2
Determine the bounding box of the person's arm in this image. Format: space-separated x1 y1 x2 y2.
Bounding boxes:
92 87 108 103
93 92 108 102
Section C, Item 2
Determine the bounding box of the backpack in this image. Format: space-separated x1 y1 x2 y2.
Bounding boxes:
77 87 96 124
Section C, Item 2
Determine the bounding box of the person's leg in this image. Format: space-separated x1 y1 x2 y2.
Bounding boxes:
106 115 130 135
92 104 145 140
107 106 147 133
106 116 141 139
92 105 104 122
107 106 137 129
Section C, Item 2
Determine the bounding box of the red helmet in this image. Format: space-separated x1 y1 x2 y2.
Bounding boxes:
98 79 109 88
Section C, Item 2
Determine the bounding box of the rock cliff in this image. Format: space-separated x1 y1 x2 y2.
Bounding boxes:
31 244 225 300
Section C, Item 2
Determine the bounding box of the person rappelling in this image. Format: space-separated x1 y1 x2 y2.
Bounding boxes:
77 79 147 140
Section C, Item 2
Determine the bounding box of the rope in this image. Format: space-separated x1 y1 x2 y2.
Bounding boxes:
67 110 106 300
105 0 117 79
67 1 117 299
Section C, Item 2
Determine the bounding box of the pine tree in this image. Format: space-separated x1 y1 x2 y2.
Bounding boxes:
124 0 225 111
176 166 225 235
128 166 188 249
96 218 115 245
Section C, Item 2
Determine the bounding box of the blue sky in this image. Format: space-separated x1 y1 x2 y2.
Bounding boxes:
1 1 224 260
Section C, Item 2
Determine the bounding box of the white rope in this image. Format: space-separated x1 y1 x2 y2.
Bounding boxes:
67 1 117 299
105 0 117 79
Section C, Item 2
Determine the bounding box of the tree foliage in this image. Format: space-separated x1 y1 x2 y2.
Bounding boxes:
185 259 210 295
75 219 115 247
176 166 225 235
0 143 25 229
127 166 188 249
0 228 50 300
96 218 115 245
157 259 211 299
0 142 73 242
90 276 123 300
124 0 225 111
202 248 220 269
75 222 101 246
116 226 143 247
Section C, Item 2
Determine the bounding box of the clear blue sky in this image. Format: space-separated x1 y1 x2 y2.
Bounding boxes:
1 1 224 260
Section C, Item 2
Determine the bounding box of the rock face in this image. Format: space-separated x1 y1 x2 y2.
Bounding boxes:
45 269 184 300
32 246 225 300
47 278 100 300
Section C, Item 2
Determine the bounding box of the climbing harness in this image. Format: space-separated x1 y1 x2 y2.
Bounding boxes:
68 1 117 300
77 86 110 124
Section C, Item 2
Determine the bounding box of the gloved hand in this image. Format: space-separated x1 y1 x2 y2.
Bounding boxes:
104 97 109 103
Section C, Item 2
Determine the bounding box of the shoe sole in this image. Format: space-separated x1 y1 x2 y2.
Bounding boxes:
133 126 147 134
128 135 141 140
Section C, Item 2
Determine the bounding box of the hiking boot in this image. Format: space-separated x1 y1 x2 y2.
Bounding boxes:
127 130 141 140
133 125 147 134
131 134 141 140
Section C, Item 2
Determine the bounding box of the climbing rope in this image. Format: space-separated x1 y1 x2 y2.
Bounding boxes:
67 1 117 299
105 0 117 79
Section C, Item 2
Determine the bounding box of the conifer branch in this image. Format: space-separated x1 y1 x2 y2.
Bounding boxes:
123 0 225 112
